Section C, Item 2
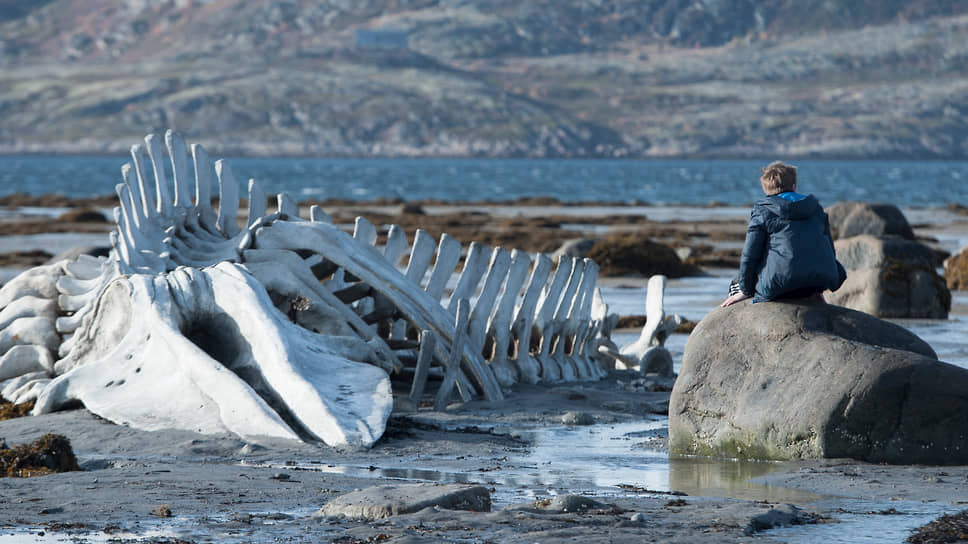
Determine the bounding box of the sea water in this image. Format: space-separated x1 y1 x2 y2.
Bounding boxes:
2 155 968 207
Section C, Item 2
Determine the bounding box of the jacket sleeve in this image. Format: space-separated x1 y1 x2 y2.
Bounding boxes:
738 209 767 296
823 213 848 290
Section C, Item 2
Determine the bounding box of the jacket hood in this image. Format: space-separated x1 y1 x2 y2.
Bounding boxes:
756 193 822 220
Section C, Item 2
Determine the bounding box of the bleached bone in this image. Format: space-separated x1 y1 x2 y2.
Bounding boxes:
532 256 575 381
467 248 510 355
508 253 553 384
447 242 489 314
0 130 678 447
253 221 503 402
408 330 436 404
567 260 602 379
391 229 437 339
486 249 532 387
547 258 587 381
435 300 470 411
601 275 682 376
424 234 461 301
0 345 53 381
35 264 391 447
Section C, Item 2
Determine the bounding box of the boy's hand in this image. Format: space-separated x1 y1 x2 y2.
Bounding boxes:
720 292 751 308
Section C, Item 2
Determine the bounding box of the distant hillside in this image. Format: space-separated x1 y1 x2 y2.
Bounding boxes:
0 0 966 158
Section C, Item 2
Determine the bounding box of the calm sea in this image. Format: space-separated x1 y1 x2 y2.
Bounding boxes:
0 156 966 207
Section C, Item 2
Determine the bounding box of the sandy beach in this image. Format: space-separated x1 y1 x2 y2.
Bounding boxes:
2 200 968 543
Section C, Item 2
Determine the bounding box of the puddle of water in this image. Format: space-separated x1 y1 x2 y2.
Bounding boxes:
769 499 956 544
269 421 823 506
666 456 826 503
0 507 325 544
0 527 175 544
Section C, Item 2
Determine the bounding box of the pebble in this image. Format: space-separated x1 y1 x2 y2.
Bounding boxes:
561 411 594 425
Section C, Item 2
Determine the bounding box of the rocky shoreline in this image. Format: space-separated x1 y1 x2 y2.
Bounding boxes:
1 200 967 542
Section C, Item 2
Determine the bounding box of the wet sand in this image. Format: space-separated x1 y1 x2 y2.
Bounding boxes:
1 200 968 543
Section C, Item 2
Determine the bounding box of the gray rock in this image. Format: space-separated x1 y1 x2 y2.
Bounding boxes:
670 300 968 464
628 512 647 523
828 235 950 318
508 494 611 513
640 346 674 376
746 504 805 534
561 411 594 425
315 483 491 520
826 201 914 240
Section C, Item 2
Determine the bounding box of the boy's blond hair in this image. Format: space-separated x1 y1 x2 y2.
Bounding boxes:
760 161 797 195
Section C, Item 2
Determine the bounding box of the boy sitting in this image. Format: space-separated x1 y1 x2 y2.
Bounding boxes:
721 161 846 308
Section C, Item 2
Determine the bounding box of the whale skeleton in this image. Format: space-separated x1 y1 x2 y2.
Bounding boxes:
0 131 674 447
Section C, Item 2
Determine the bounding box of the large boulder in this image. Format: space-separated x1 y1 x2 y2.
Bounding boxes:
827 235 949 318
669 300 968 464
586 234 697 278
826 201 914 240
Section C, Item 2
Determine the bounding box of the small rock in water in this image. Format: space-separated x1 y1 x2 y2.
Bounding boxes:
238 443 266 455
745 504 802 534
561 411 594 426
628 512 647 523
528 494 612 513
270 472 291 481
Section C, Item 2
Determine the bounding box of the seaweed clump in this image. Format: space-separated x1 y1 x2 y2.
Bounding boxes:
0 399 34 420
0 434 80 478
908 509 968 543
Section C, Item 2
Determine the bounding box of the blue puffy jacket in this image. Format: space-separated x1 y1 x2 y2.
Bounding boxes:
738 192 847 302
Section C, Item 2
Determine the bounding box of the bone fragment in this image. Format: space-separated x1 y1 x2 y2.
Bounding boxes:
509 253 552 384
165 130 193 210
487 249 531 387
248 180 267 228
144 134 173 217
423 233 462 301
0 316 59 355
409 329 436 404
0 345 53 381
191 144 220 234
467 248 510 351
447 242 489 315
309 205 332 224
277 192 299 219
214 160 240 237
383 224 408 267
129 144 157 221
435 300 469 411
0 264 63 309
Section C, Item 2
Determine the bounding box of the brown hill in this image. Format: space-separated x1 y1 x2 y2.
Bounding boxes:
0 0 966 158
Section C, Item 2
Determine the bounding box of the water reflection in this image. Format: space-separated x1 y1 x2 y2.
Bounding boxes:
668 456 825 503
267 422 824 506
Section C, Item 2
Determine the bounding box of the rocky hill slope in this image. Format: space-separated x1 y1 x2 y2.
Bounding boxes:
0 0 966 158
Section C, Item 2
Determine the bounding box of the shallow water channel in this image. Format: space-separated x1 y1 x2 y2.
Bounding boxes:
264 420 956 543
